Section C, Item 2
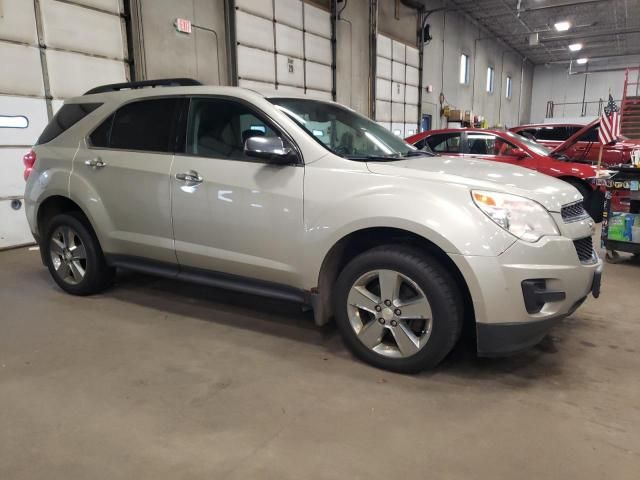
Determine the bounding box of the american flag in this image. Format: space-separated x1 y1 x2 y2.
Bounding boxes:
599 94 620 145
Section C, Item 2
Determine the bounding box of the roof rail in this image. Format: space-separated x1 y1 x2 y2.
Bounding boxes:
84 78 202 95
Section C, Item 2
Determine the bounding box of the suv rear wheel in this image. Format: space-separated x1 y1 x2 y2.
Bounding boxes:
43 213 115 295
334 246 463 373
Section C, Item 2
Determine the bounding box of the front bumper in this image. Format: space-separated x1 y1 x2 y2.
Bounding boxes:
450 235 603 356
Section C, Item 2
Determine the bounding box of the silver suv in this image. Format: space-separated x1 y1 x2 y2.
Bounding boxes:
24 79 602 373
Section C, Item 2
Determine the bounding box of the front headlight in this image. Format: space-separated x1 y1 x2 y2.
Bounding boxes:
471 190 559 242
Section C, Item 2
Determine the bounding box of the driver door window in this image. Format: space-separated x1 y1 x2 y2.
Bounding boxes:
187 98 280 161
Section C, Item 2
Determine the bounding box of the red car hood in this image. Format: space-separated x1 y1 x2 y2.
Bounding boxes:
550 118 640 157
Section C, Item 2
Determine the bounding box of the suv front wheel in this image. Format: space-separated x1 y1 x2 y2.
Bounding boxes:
334 246 463 373
43 213 115 295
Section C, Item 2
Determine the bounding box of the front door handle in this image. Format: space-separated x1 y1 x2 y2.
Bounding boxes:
175 170 203 185
84 158 106 168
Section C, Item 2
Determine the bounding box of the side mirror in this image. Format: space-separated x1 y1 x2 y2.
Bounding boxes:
510 147 528 159
244 136 295 164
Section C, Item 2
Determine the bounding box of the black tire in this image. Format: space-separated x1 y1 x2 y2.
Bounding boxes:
565 179 603 222
43 212 115 295
333 245 463 373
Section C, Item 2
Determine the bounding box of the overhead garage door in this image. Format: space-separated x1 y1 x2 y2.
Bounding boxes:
0 0 129 249
235 0 333 100
375 34 419 138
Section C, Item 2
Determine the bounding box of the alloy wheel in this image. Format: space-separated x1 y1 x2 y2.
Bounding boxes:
346 269 433 358
49 226 87 285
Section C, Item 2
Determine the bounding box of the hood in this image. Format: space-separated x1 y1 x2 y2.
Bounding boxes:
366 156 582 212
550 118 640 156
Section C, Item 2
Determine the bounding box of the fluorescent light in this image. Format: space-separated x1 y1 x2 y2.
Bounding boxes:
569 43 583 51
554 21 571 32
576 57 588 65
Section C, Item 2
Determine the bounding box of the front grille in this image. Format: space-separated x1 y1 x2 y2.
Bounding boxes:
561 201 589 222
573 237 595 263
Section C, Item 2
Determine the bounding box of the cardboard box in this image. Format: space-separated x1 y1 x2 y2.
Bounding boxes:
448 109 463 121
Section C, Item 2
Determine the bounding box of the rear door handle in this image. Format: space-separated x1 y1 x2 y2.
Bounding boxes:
84 158 106 168
175 170 203 185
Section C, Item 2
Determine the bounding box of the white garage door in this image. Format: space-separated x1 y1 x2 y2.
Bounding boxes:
235 0 333 100
375 34 419 138
0 0 129 249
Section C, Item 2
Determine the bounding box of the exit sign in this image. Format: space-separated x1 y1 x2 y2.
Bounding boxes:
175 18 192 34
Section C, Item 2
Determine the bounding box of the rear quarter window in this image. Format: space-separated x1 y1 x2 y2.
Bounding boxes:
36 103 102 145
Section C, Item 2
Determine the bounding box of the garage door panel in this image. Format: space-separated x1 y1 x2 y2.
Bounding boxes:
305 89 332 101
236 0 273 19
237 46 276 84
41 0 125 60
405 85 419 104
406 66 419 86
276 84 305 95
376 101 391 122
304 4 330 39
239 78 276 94
0 44 45 97
305 33 331 65
392 40 405 63
0 0 38 45
377 121 391 131
0 199 33 249
0 148 31 196
46 50 127 99
0 97 48 146
391 82 405 103
377 34 391 59
236 11 274 51
305 62 331 92
406 46 419 67
275 0 302 27
405 104 418 123
392 61 405 83
391 122 404 137
392 102 405 122
377 57 391 80
376 78 391 101
276 54 304 87
405 123 418 137
64 0 123 15
276 24 303 58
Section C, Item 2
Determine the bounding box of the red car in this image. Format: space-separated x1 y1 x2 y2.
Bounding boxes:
405 127 605 219
511 120 640 165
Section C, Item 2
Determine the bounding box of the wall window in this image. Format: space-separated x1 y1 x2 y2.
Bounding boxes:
0 115 28 129
459 54 470 84
486 67 495 93
505 75 513 99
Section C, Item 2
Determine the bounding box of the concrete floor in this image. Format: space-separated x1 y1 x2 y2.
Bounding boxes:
1 247 639 480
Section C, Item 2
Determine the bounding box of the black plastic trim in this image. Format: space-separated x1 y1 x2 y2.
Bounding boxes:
521 279 566 314
476 315 566 357
84 78 202 95
105 254 310 305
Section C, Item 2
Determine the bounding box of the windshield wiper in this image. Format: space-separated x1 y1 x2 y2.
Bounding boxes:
344 154 404 162
402 150 434 157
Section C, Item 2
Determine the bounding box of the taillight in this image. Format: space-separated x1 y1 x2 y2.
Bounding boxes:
23 150 36 181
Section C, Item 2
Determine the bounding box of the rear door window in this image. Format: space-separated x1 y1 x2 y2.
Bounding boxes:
36 103 102 145
426 133 462 153
90 98 181 152
535 126 574 141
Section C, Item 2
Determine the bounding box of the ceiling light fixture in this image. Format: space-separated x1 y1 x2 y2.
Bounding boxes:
576 58 588 65
554 21 571 32
568 43 583 51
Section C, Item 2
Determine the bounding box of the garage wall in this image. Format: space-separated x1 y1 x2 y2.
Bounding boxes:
421 8 533 129
129 0 228 85
0 0 129 249
529 62 635 123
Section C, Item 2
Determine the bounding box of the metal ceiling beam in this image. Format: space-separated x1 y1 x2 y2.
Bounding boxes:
517 0 605 12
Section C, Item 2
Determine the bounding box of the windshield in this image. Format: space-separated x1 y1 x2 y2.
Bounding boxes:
268 97 432 160
505 131 551 156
